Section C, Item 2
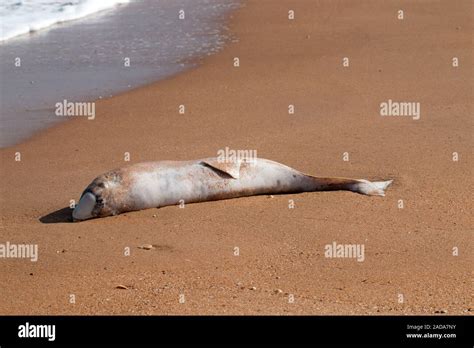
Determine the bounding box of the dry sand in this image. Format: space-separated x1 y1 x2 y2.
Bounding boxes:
0 0 472 314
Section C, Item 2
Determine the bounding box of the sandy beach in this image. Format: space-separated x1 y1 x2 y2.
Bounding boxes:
0 0 472 315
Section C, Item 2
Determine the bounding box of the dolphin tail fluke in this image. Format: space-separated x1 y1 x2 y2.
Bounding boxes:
351 179 393 196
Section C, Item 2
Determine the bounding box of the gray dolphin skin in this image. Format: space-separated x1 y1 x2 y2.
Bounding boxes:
72 157 393 221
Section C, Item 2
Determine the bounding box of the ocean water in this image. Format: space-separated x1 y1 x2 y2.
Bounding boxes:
0 0 130 41
0 0 239 147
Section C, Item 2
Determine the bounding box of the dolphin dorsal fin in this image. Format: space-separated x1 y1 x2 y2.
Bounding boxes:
200 158 242 179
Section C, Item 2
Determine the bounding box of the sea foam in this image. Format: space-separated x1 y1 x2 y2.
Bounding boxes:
0 0 129 41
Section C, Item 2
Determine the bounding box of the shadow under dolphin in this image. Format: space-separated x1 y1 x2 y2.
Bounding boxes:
39 207 74 224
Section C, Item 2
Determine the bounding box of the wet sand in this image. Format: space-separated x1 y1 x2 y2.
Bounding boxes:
0 0 472 314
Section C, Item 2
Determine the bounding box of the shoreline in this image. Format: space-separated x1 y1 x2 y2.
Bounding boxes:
0 0 239 148
0 0 472 315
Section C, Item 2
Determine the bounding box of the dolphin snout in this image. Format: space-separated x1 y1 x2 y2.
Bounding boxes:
72 192 96 221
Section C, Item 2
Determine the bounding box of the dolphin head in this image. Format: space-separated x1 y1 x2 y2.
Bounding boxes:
73 172 123 221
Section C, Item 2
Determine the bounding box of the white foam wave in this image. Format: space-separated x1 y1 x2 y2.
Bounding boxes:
0 0 129 42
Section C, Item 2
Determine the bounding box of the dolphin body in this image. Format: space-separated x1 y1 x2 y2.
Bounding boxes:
73 157 393 221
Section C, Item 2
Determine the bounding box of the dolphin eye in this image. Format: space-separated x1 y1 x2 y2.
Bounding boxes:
96 196 104 208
